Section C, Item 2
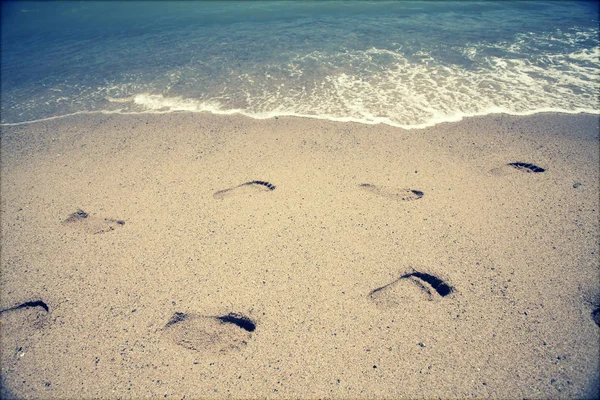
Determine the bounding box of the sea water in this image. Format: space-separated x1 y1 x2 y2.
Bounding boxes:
1 1 598 127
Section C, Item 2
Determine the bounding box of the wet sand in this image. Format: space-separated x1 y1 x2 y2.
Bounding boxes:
1 112 599 398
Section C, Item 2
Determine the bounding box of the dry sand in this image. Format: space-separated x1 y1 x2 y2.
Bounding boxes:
1 112 599 399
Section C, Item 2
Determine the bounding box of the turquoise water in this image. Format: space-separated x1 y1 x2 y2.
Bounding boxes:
1 1 598 127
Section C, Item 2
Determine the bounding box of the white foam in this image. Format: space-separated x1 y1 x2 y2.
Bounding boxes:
567 47 600 63
107 96 136 103
2 32 598 129
1 97 597 129
131 93 244 115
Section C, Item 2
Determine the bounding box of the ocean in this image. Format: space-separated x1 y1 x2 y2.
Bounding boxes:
1 0 598 128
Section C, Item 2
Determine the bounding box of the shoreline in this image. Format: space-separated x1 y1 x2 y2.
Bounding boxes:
1 111 599 398
1 107 598 130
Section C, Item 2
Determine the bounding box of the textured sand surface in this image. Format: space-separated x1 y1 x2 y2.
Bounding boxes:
1 112 599 398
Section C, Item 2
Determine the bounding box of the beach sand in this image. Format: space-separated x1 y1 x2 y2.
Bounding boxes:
1 112 598 399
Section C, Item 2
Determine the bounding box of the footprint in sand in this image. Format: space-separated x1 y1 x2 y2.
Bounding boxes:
213 180 276 200
582 290 600 328
162 312 256 353
62 209 125 234
1 300 51 395
368 270 454 308
0 300 50 331
359 183 424 201
592 308 600 328
489 162 546 176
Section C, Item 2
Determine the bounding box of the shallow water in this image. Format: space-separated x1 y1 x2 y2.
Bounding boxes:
1 1 598 127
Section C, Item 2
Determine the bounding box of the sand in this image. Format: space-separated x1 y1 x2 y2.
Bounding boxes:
1 111 598 399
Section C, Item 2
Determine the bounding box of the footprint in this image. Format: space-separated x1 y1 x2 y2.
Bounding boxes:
215 313 257 332
213 181 276 200
592 308 600 328
369 277 435 307
489 162 546 176
62 209 125 234
0 300 50 331
582 290 600 328
359 184 424 201
368 270 454 307
402 272 454 296
508 162 545 173
1 300 51 395
0 300 49 314
162 312 256 353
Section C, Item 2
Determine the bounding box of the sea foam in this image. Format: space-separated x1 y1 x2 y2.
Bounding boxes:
1 1 597 127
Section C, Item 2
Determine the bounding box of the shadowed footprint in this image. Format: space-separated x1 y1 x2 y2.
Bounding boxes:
508 162 545 173
489 162 546 176
359 183 424 201
162 312 256 353
592 308 600 328
213 181 276 200
62 209 125 234
369 270 454 308
0 300 51 396
0 300 50 331
582 290 600 328
0 300 49 314
402 272 453 296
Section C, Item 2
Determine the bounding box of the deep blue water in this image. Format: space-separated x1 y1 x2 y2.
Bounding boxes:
1 1 598 127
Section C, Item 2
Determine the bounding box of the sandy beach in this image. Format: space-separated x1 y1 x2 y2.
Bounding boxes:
1 112 598 398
